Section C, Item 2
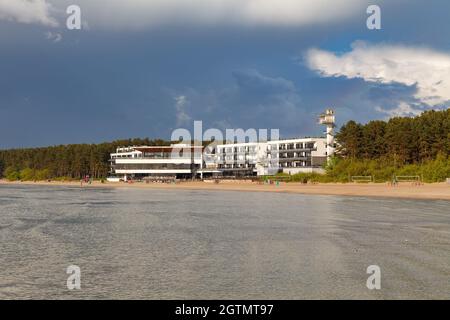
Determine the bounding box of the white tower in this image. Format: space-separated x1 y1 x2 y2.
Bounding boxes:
318 109 335 161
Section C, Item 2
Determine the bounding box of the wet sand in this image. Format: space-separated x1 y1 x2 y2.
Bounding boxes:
1 179 449 200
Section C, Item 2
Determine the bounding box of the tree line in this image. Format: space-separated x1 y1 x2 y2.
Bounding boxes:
0 109 449 181
335 109 450 164
286 108 450 183
0 138 170 181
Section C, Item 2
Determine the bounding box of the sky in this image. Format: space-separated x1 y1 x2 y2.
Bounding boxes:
0 0 449 148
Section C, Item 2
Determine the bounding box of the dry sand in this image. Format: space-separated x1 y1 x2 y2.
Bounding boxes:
1 179 449 200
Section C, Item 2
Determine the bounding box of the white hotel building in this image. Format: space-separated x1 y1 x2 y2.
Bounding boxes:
109 110 335 180
214 138 327 177
110 145 204 181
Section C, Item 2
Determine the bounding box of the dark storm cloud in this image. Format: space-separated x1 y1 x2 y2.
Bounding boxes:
1 1 450 148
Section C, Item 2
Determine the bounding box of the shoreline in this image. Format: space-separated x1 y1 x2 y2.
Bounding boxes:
1 179 449 200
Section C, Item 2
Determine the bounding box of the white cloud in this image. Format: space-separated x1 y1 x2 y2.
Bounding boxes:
45 31 62 42
306 41 450 107
0 0 58 27
174 95 191 126
52 0 370 29
0 0 377 31
375 102 422 118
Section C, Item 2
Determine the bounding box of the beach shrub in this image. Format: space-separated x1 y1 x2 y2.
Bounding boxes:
2 167 52 181
20 168 35 181
420 153 450 182
34 169 51 181
0 159 4 177
282 154 450 184
4 166 20 181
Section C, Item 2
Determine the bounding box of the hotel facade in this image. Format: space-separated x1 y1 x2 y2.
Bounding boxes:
109 145 203 181
109 110 335 180
214 138 328 177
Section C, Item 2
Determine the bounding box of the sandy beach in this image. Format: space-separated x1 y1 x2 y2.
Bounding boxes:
1 179 449 200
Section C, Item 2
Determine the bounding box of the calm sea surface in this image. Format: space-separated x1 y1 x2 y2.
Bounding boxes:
0 184 449 299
